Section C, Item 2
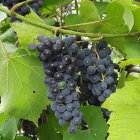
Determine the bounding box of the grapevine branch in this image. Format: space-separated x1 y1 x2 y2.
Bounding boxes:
61 17 115 28
0 6 140 38
129 66 140 73
126 66 140 73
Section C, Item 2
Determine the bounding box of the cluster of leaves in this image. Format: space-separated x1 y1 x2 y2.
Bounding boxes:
0 0 140 139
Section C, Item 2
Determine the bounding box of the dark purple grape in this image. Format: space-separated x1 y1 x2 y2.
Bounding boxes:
67 81 76 90
87 66 96 75
103 89 112 97
37 43 45 52
66 103 74 111
98 82 107 91
105 76 114 85
51 103 58 111
65 95 73 104
62 55 71 64
68 125 77 134
61 88 71 96
63 111 72 121
56 40 65 47
37 35 45 41
29 43 37 51
66 64 75 74
55 111 62 119
72 117 81 125
39 53 47 61
57 63 66 72
51 87 59 94
72 109 80 117
44 49 52 57
54 72 63 81
98 95 106 102
59 119 68 126
97 65 106 73
83 57 92 66
57 104 66 113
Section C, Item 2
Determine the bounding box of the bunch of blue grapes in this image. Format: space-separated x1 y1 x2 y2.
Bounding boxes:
77 40 119 105
36 35 83 134
0 0 42 22
20 119 37 140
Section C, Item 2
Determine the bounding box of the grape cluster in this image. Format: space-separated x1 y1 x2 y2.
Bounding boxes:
37 35 83 134
20 119 37 140
0 0 42 22
77 40 119 105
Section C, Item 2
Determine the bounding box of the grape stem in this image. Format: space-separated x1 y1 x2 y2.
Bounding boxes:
61 17 116 29
76 35 103 43
94 46 105 80
10 0 33 16
0 6 140 38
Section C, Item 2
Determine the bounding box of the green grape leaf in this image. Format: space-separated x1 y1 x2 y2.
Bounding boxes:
101 1 139 54
102 79 140 140
0 41 50 123
63 130 94 140
117 70 126 88
14 136 31 140
80 106 108 140
80 1 100 21
42 0 72 6
0 28 17 55
100 1 128 53
120 59 140 68
123 8 134 31
132 7 140 31
0 117 17 140
0 11 7 22
11 9 53 56
94 2 109 15
47 109 68 134
65 0 100 32
38 123 62 140
124 41 140 59
126 74 139 82
0 114 9 125
43 18 56 26
115 0 138 10
63 106 108 140
0 28 16 43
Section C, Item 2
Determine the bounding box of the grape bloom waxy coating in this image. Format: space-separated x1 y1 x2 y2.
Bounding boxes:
37 35 119 133
37 35 83 134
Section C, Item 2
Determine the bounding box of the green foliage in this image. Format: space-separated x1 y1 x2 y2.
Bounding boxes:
102 79 140 140
123 8 134 31
46 109 68 134
63 130 94 140
120 59 140 68
0 41 50 123
124 41 140 59
38 123 62 140
94 2 108 15
0 0 140 139
65 0 100 32
0 11 7 22
11 9 53 56
63 106 108 140
42 0 72 6
117 70 126 88
0 114 9 125
0 117 17 140
14 136 31 140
